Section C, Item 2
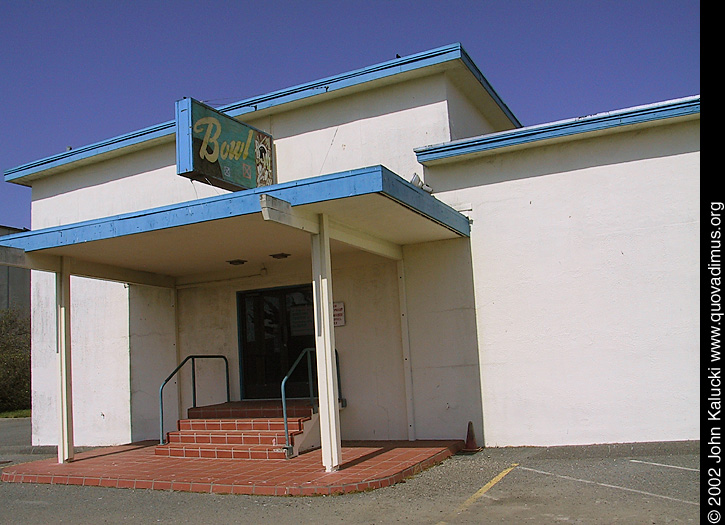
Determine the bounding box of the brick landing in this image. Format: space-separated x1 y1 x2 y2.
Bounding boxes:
1 440 464 496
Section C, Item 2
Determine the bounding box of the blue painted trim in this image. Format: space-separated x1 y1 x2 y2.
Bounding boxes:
5 121 174 183
0 166 469 253
5 43 518 185
219 43 464 117
378 166 470 236
175 98 194 176
415 96 700 164
219 43 520 127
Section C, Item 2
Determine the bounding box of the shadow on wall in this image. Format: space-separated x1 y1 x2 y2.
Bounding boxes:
128 285 178 442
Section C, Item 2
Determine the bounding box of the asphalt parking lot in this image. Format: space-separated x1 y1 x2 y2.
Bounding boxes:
0 418 700 524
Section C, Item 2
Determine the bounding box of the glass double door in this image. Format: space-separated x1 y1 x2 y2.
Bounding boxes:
237 285 317 399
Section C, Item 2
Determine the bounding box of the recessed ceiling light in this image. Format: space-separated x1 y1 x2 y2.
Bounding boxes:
227 259 247 265
269 253 291 259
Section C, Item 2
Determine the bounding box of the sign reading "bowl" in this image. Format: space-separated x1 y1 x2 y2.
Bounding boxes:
175 97 275 191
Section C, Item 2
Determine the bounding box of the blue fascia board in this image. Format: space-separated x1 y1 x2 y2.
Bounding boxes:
218 43 520 127
379 167 470 236
5 121 175 183
0 166 469 253
174 98 194 176
6 43 517 185
415 95 700 164
219 43 466 117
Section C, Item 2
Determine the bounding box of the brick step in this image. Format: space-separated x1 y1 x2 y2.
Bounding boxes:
154 442 288 460
187 400 315 420
177 417 308 433
156 401 320 460
166 428 302 446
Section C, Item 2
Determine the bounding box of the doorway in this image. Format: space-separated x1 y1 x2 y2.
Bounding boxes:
237 284 316 399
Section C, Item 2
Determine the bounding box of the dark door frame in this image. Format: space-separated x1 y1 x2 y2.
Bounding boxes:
236 283 315 399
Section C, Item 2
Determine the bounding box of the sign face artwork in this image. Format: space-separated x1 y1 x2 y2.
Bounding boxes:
175 97 274 191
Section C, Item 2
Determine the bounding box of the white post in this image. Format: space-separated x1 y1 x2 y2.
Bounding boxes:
56 257 74 463
311 214 342 472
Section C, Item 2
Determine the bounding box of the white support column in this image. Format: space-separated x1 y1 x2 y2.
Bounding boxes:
56 257 74 463
311 213 342 472
173 287 183 429
397 260 416 441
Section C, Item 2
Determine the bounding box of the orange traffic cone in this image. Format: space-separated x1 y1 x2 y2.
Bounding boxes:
460 421 482 454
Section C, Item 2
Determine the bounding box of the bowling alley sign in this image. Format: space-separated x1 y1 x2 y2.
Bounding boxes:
175 97 274 191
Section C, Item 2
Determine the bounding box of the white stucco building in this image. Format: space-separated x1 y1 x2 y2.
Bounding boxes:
0 44 700 470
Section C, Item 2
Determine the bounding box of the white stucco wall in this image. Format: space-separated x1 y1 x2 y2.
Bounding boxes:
427 118 700 446
129 285 178 442
245 74 453 184
175 282 242 411
29 144 223 228
402 238 484 442
444 76 499 141
331 253 409 440
172 251 409 441
31 272 132 446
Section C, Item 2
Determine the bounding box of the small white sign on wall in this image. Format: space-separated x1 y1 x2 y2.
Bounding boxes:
333 302 345 327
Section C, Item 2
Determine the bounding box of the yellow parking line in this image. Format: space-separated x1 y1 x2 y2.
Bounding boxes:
437 463 519 524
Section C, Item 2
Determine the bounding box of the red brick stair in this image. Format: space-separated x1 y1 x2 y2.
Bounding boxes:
155 400 316 460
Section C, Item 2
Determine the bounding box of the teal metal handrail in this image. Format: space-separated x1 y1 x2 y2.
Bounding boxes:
280 348 343 456
159 354 230 444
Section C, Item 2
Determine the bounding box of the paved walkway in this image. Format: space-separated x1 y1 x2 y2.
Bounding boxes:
1 439 463 496
0 438 699 524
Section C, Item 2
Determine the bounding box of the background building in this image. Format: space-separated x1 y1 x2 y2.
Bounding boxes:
0 225 30 316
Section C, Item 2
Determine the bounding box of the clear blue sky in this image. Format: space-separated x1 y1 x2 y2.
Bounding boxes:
0 0 700 230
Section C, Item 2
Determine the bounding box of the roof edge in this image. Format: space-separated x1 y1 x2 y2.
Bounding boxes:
415 95 700 165
220 43 466 117
5 121 175 185
6 43 516 186
0 165 469 252
457 46 521 128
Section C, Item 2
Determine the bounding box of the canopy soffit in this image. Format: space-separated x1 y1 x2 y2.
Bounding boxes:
0 166 469 286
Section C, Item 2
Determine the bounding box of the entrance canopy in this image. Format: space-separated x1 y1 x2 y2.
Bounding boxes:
0 165 469 285
0 164 469 471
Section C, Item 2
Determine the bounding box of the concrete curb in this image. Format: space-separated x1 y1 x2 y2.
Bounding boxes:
0 446 97 455
0 446 56 455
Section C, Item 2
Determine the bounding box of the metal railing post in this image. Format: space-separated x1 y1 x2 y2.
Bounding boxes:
159 387 165 447
224 358 231 402
191 357 197 408
335 349 343 404
307 350 315 412
158 354 230 445
280 348 343 456
281 348 314 456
